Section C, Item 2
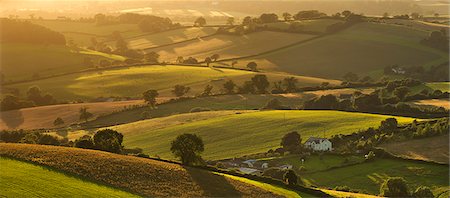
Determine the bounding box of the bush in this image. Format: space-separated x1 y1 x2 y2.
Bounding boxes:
93 129 124 154
412 186 434 198
74 135 95 149
283 169 298 186
380 177 410 197
38 134 60 146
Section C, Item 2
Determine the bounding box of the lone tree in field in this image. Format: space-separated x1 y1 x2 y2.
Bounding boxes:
142 89 159 109
393 86 410 101
211 54 220 62
282 12 292 21
223 80 236 94
281 131 301 153
204 57 212 66
246 62 258 71
251 74 270 94
53 117 64 126
144 51 160 63
194 17 206 26
170 133 204 165
380 177 410 197
93 129 124 154
172 85 190 97
283 169 298 186
79 107 93 123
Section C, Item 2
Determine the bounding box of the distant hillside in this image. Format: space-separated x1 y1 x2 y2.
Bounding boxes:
0 143 289 197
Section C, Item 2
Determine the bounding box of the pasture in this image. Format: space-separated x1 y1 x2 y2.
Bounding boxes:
113 110 417 160
228 22 448 79
302 158 449 197
0 157 138 197
0 143 285 197
148 31 316 62
379 134 449 164
1 43 125 81
4 65 339 101
263 19 342 33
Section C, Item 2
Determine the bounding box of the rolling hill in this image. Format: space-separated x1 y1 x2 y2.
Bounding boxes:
0 143 300 197
223 22 448 79
107 110 417 160
0 157 139 197
263 19 342 33
3 65 340 101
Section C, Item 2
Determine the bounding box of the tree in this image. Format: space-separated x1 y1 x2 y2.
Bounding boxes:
38 134 60 145
172 85 190 97
201 85 213 96
74 135 95 149
281 131 301 153
226 17 235 26
393 86 410 100
144 51 160 63
246 62 258 71
194 17 206 26
282 12 292 21
79 107 93 123
261 98 286 110
238 81 256 94
342 10 352 18
53 117 64 126
251 74 270 94
204 57 212 66
93 129 123 153
283 169 298 186
142 89 159 108
211 54 220 62
259 13 278 23
223 80 236 94
342 72 359 82
383 12 390 19
380 177 410 197
282 77 298 93
170 133 204 165
176 56 184 63
412 186 434 198
380 118 398 132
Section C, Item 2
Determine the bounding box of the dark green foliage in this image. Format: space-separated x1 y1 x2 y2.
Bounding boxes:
172 85 190 97
259 13 278 23
53 117 64 126
20 133 39 144
304 94 339 110
0 130 27 143
380 177 410 197
282 77 298 93
223 80 236 94
281 131 301 153
74 135 95 149
263 167 286 180
93 129 124 154
170 133 204 165
251 74 270 94
421 29 449 52
38 134 60 146
26 86 56 106
283 169 298 186
1 94 34 111
194 17 206 26
79 107 93 122
142 89 159 108
246 62 258 71
393 86 410 101
380 118 398 132
261 98 288 110
293 10 326 20
412 186 434 198
189 107 211 113
144 51 160 63
238 81 256 94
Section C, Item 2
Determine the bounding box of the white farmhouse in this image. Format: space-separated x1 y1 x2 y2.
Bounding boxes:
304 137 332 152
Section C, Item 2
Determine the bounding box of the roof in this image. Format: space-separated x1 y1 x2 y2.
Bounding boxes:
305 137 329 144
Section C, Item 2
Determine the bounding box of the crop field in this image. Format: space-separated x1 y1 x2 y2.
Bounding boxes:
379 134 449 164
263 19 342 33
0 100 146 130
1 43 125 81
302 158 449 197
4 65 339 101
0 157 138 197
148 31 316 62
0 143 285 197
113 110 417 160
228 22 448 78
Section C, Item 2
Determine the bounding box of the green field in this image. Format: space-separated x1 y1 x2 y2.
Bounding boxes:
4 65 337 101
112 110 417 160
263 19 343 33
230 22 448 79
302 158 449 197
1 43 125 81
427 82 450 92
0 157 138 197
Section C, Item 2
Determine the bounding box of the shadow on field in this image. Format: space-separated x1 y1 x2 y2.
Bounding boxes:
185 167 241 197
0 110 24 129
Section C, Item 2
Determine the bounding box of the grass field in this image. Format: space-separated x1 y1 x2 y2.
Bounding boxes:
110 110 417 160
379 134 449 164
0 143 285 197
1 43 125 81
148 31 316 62
4 65 339 101
412 99 450 110
426 82 450 92
263 19 343 33
228 22 448 79
0 100 146 130
302 158 449 196
0 157 139 197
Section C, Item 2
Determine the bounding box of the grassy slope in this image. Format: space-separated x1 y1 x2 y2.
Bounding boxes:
302 158 449 196
149 31 316 62
427 82 450 92
1 43 125 81
379 134 449 164
0 157 138 197
0 100 145 130
0 143 284 197
264 19 342 33
114 110 417 160
4 65 339 101
233 22 448 79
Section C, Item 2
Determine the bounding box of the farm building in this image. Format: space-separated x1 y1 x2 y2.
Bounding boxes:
305 137 332 151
